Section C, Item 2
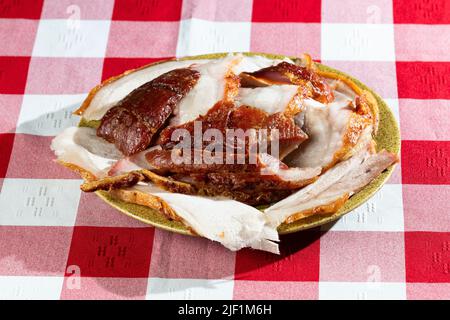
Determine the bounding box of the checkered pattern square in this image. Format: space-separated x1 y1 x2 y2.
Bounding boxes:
0 19 39 56
0 0 448 300
60 277 148 300
6 135 79 179
235 231 321 282
401 140 450 185
322 0 394 23
32 19 111 58
393 0 450 24
0 178 82 226
251 23 321 58
181 0 253 22
107 21 179 57
65 226 155 278
149 229 236 280
0 226 73 276
75 192 147 228
41 0 115 20
0 133 15 177
16 94 83 136
176 19 251 56
399 99 450 141
0 56 30 94
26 57 103 94
251 0 321 23
0 95 23 133
405 232 450 283
0 0 44 19
112 0 183 21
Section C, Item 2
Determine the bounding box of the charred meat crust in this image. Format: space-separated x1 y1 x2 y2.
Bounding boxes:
97 68 200 156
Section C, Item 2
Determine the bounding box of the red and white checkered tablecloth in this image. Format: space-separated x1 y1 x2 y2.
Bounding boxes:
0 0 449 300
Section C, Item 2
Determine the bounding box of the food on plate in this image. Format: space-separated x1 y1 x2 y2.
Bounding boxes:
51 53 398 254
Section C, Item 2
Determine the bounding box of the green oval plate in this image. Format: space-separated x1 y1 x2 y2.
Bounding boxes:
92 52 400 235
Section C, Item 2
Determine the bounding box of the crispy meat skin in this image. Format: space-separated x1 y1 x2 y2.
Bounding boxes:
97 68 200 156
148 102 307 176
81 171 146 192
157 101 233 146
229 106 308 155
149 93 309 206
240 62 334 103
146 149 261 174
80 168 195 194
91 60 380 207
158 101 307 149
167 173 297 205
144 149 318 205
176 170 316 192
79 163 304 205
198 186 295 206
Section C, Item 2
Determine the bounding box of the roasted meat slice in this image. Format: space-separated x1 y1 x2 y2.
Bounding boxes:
239 61 334 103
144 149 320 205
265 141 398 225
75 59 210 121
228 106 308 159
170 55 241 126
97 68 200 156
51 126 280 253
145 148 259 174
158 101 307 158
228 105 305 138
80 169 196 195
75 54 293 123
51 54 400 254
175 177 297 206
285 90 375 170
171 167 319 206
145 147 319 175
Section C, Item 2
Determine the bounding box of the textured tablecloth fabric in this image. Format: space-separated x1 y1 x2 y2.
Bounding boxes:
0 0 449 300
